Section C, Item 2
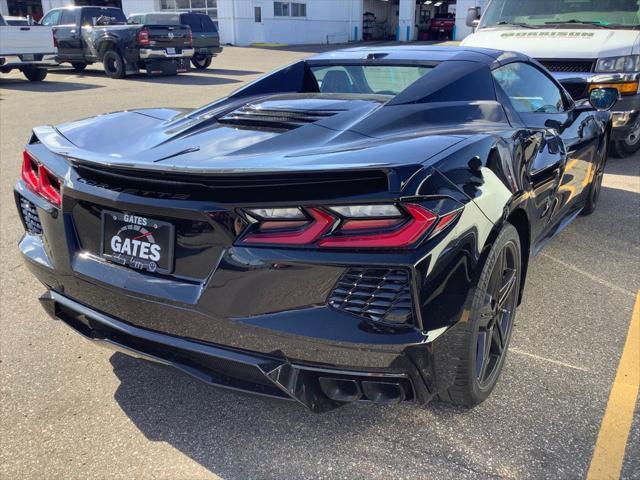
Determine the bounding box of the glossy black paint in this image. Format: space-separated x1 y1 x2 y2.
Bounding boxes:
16 46 610 412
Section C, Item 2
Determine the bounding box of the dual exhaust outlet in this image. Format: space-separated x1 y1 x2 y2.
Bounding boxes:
318 376 408 405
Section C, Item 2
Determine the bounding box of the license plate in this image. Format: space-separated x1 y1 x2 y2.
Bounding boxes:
166 48 176 55
101 211 174 274
439 29 445 32
22 54 35 61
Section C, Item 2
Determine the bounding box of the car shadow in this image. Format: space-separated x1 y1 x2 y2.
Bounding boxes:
109 352 464 479
0 77 104 92
207 68 263 76
46 66 244 86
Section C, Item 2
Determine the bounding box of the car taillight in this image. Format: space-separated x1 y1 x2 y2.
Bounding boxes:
188 27 193 46
52 31 58 48
21 150 61 207
239 203 462 249
137 28 150 47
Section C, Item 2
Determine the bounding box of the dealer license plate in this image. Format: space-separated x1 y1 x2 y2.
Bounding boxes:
101 210 175 274
22 54 35 61
166 48 176 55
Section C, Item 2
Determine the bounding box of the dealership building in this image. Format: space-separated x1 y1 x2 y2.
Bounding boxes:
0 0 487 44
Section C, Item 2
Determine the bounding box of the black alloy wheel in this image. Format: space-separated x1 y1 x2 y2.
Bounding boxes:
438 223 521 407
581 132 609 215
475 238 519 388
191 54 212 70
22 67 47 82
102 50 126 79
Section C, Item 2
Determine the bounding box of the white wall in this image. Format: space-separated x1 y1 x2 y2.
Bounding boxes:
218 0 362 46
122 0 159 16
454 0 488 41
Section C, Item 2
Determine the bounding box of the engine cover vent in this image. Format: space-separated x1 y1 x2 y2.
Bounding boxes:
218 106 341 130
328 268 413 325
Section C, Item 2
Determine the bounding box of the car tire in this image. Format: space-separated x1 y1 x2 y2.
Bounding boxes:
191 55 212 70
71 62 87 72
610 121 640 158
438 223 521 408
22 68 47 82
102 50 126 79
581 132 609 216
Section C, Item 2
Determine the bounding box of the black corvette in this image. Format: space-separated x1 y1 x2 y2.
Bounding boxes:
16 46 616 413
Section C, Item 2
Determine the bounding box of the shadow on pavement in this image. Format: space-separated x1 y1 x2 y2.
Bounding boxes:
0 78 103 92
109 352 464 479
46 67 244 86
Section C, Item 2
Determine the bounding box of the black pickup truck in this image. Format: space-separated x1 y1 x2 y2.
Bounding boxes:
40 6 194 78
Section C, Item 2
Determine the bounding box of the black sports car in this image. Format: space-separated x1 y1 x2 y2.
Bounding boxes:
16 46 616 413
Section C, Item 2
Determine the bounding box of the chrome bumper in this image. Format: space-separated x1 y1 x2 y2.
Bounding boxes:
139 48 195 60
0 54 57 69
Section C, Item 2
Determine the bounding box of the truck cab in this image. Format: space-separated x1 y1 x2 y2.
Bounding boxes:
462 0 640 157
41 6 194 78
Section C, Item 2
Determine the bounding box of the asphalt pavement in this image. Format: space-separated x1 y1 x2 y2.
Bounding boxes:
1 46 639 480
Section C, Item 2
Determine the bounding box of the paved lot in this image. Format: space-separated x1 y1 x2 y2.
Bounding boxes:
1 46 639 480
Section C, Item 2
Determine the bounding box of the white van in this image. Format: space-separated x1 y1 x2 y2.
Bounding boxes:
462 0 640 157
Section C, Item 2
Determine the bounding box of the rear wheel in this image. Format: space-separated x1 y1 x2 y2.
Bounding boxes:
71 62 87 72
102 50 126 79
438 223 521 407
581 133 609 216
22 67 47 82
191 54 212 70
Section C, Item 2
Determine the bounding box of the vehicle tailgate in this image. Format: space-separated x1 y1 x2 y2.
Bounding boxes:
0 25 55 55
146 25 191 48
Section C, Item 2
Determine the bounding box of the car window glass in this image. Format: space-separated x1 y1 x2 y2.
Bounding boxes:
311 65 433 95
201 15 216 31
128 15 141 24
181 14 203 32
80 8 127 26
142 13 180 25
492 63 565 113
59 9 76 26
41 9 61 26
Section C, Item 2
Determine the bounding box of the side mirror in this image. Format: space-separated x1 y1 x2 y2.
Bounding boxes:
466 7 481 27
26 14 34 25
588 88 619 111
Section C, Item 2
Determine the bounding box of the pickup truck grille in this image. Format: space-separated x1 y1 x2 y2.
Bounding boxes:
537 59 595 73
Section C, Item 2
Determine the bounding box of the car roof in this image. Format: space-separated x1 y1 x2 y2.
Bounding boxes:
308 45 528 65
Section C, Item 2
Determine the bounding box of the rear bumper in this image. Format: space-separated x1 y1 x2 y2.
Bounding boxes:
139 48 195 60
40 288 419 412
0 54 57 69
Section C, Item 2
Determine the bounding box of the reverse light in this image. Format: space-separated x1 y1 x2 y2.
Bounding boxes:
21 151 61 207
239 203 461 249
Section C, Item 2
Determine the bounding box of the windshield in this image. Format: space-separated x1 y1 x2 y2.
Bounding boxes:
480 0 640 28
310 65 433 95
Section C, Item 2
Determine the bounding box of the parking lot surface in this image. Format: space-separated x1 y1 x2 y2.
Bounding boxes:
1 46 639 480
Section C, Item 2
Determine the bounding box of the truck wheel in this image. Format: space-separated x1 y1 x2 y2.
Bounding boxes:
22 68 48 82
191 55 212 70
103 50 126 79
71 62 87 72
611 123 640 158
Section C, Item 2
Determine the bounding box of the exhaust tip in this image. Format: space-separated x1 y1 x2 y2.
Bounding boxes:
361 381 405 405
318 377 362 402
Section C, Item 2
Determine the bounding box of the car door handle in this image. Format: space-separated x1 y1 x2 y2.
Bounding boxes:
20 27 31 31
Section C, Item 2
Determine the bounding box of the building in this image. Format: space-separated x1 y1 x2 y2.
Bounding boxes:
0 0 480 44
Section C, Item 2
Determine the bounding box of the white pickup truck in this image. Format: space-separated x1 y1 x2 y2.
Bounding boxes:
0 13 57 81
462 0 640 157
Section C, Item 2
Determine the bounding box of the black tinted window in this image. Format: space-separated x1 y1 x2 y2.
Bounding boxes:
81 8 126 26
180 14 202 32
493 63 566 113
201 15 216 31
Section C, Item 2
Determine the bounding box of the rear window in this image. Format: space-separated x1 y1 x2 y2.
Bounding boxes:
180 13 217 32
139 13 181 25
311 65 433 95
81 8 126 26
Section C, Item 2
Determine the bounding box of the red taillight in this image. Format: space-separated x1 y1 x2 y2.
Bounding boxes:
52 31 58 48
239 203 461 249
138 29 150 47
187 27 193 46
21 150 39 192
242 208 334 245
21 150 61 207
319 204 437 248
